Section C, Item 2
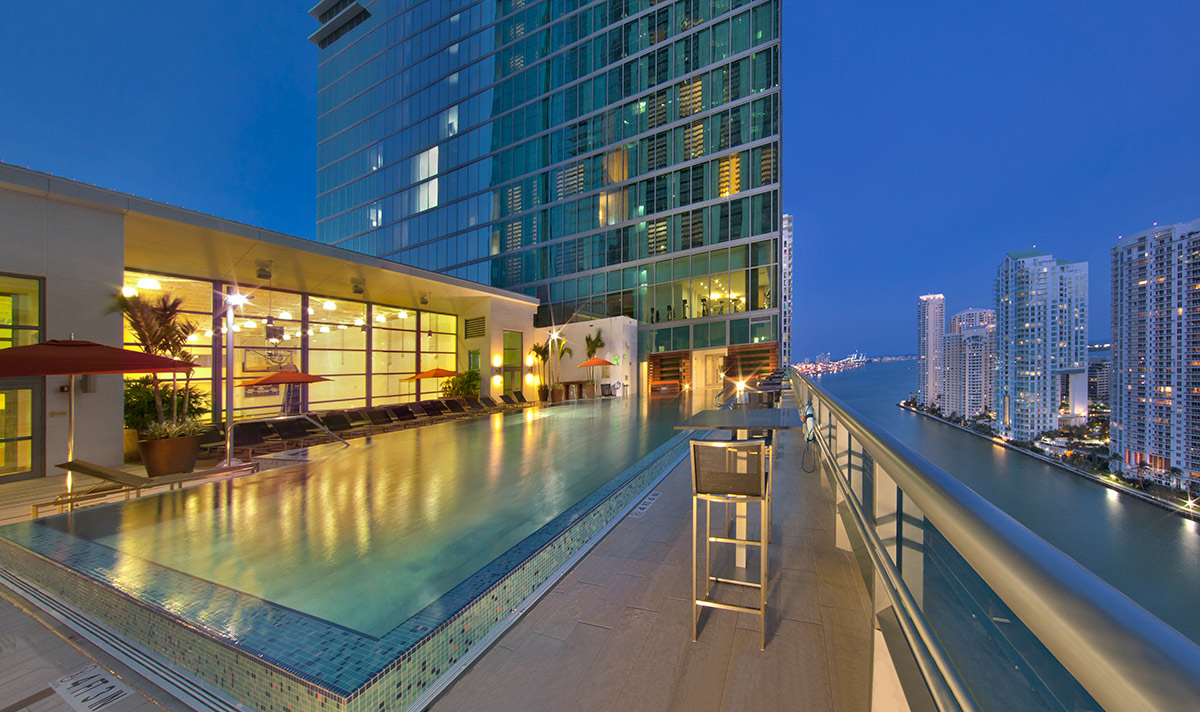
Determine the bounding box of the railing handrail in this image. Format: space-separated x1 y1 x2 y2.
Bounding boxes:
794 370 1200 712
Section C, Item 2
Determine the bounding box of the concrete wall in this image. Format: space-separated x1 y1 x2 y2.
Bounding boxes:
0 185 125 470
458 297 539 399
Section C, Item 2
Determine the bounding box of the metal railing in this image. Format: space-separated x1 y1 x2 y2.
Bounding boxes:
791 369 1200 712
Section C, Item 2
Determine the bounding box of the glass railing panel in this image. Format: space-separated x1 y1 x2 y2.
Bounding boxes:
921 523 1102 712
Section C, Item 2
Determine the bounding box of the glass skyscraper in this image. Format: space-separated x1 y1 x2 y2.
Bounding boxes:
310 0 782 383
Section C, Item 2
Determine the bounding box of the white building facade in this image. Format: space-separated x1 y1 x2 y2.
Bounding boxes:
1110 220 1200 491
942 308 996 418
994 250 1088 441
917 294 945 408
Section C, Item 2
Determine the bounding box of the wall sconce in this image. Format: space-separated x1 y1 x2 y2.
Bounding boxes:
492 355 503 368
525 354 534 367
524 373 534 384
256 266 272 280
351 278 365 295
491 374 503 388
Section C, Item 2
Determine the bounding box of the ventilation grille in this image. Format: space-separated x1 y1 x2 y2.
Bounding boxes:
464 317 486 339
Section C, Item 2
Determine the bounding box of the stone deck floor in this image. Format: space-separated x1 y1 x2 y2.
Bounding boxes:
0 426 873 711
428 427 874 712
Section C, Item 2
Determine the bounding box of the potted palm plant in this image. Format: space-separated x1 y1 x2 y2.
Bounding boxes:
583 329 605 399
530 341 550 401
551 337 573 402
114 294 207 476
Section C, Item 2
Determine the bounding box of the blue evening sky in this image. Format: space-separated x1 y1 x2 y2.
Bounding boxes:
2 2 1197 358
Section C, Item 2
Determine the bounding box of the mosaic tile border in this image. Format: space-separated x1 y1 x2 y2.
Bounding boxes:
0 430 697 712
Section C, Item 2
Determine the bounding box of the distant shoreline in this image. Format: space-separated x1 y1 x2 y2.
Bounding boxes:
896 404 1199 522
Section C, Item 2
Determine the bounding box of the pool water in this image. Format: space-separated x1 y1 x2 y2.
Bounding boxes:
37 398 684 636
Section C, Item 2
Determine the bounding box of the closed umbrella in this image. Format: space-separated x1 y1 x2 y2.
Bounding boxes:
0 339 192 473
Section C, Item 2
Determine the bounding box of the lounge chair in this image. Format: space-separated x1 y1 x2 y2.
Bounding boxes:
442 398 469 416
478 395 502 409
364 408 399 431
386 404 418 424
321 412 372 438
599 383 615 398
462 397 487 411
514 391 529 403
270 418 324 448
499 394 517 406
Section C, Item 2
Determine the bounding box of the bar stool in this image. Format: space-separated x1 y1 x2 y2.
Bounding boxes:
691 438 770 649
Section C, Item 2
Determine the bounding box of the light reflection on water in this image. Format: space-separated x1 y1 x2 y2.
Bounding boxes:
818 362 1200 645
53 398 683 636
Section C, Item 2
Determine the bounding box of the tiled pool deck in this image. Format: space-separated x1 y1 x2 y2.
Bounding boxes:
0 413 873 711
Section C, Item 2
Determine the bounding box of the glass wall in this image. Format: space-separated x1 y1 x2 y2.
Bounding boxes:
122 270 459 420
0 273 43 480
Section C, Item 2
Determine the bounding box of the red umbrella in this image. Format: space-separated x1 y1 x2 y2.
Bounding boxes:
0 339 192 472
577 357 615 368
0 339 191 378
237 371 331 387
406 368 462 380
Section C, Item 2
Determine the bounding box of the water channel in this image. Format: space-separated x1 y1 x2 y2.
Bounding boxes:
815 360 1200 646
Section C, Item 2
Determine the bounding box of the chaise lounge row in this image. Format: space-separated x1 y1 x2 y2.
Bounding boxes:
200 394 534 459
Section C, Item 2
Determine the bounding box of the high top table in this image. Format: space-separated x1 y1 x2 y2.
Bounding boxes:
677 408 807 567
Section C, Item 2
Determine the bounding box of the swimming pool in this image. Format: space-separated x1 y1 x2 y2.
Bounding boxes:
0 398 695 711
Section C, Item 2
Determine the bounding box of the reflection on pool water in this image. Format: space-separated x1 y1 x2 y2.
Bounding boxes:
42 398 684 635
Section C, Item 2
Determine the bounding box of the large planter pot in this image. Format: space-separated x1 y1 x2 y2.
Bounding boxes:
123 428 141 462
137 435 202 477
538 386 550 402
550 388 565 403
583 384 596 399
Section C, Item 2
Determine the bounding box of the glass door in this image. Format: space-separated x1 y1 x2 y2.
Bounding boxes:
0 378 43 483
502 331 523 395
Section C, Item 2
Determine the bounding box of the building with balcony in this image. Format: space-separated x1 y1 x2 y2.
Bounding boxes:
917 294 945 408
994 249 1088 441
1111 219 1200 491
781 212 793 366
942 308 995 419
308 0 783 393
1087 345 1111 408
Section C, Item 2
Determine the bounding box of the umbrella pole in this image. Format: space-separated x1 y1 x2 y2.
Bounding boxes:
66 373 75 509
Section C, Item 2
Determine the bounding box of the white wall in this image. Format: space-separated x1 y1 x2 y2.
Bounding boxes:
0 185 125 470
458 297 539 399
540 317 638 398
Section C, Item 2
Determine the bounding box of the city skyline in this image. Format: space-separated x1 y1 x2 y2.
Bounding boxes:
2 2 1199 358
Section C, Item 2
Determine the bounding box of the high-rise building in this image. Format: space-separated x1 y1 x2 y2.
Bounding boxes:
917 294 945 408
309 1 784 386
1087 346 1111 407
994 250 1088 441
781 213 792 366
942 308 995 418
948 307 994 334
1110 220 1200 491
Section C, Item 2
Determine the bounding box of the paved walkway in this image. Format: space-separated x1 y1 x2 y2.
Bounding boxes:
0 426 874 711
